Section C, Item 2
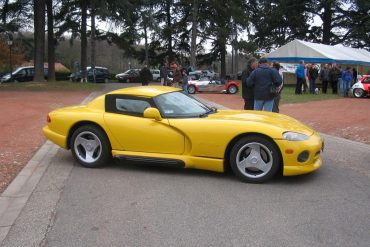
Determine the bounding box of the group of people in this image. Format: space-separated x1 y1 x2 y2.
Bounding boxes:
159 62 189 94
295 61 357 97
241 57 283 112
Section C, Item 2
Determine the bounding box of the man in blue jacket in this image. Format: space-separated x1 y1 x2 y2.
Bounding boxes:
247 57 282 112
295 60 305 94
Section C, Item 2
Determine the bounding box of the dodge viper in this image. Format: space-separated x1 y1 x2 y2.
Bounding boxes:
43 86 323 183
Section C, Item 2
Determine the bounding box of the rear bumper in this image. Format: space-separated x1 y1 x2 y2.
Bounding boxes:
42 126 68 149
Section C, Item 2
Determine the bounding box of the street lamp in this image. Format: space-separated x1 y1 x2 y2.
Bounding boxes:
6 32 13 82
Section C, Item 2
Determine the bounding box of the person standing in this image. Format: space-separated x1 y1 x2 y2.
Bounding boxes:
247 58 282 112
272 61 283 113
173 64 182 87
159 62 168 86
341 66 353 97
319 64 330 94
352 68 358 85
308 63 319 94
181 68 189 94
329 63 340 94
295 60 305 94
139 65 152 86
241 57 258 110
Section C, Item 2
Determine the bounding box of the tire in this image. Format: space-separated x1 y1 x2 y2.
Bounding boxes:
126 78 130 83
70 125 112 168
229 135 280 183
187 85 196 94
227 85 238 94
353 88 364 98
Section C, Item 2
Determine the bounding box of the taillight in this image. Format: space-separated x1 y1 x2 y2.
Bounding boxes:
47 114 51 123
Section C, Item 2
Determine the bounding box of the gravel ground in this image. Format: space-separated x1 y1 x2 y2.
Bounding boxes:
0 90 91 193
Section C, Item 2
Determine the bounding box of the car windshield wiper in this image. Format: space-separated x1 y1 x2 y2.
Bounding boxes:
199 107 217 118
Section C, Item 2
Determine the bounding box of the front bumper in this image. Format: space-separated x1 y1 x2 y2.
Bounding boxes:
275 133 323 176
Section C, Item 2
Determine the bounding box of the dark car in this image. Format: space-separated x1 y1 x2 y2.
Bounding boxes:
0 66 48 83
69 66 109 83
115 69 141 83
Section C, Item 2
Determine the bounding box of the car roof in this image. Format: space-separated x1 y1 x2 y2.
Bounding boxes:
107 86 181 97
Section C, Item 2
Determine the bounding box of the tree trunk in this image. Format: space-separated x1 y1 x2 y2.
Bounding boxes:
91 3 96 66
46 0 55 81
90 3 96 82
190 0 199 69
144 21 149 65
220 41 226 79
33 0 46 82
80 0 87 82
322 0 333 44
165 0 173 62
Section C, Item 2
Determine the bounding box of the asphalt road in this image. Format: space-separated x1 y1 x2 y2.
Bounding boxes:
2 84 370 247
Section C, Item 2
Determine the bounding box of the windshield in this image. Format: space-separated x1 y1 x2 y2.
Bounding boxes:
154 92 211 118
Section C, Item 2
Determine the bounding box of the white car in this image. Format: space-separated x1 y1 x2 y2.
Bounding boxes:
150 69 160 81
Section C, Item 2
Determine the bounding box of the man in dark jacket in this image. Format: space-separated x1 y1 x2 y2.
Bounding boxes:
319 64 330 93
308 63 319 94
329 63 340 94
140 65 153 86
247 57 282 112
159 62 168 86
241 57 258 110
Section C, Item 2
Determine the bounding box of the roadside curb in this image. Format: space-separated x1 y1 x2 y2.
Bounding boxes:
0 91 99 245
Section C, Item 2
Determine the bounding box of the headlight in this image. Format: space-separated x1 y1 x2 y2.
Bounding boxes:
282 132 309 141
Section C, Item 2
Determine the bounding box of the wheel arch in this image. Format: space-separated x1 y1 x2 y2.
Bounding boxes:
223 132 283 175
67 121 111 150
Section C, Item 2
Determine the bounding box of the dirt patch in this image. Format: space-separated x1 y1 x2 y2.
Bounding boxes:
196 93 370 145
0 91 91 193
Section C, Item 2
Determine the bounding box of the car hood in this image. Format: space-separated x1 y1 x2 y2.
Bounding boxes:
208 110 314 136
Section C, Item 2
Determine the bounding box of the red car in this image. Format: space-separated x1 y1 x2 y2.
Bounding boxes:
187 77 239 94
351 75 370 98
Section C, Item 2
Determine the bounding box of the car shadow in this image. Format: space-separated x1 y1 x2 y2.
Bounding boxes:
99 158 321 185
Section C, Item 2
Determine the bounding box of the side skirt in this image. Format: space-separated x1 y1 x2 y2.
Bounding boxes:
115 155 185 168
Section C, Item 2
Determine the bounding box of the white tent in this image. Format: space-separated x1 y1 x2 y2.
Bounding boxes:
267 39 370 66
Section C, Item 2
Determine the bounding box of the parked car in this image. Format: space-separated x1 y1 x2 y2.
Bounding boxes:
115 69 141 83
0 66 48 83
43 86 323 183
187 77 239 94
69 66 110 83
351 75 370 98
150 69 160 81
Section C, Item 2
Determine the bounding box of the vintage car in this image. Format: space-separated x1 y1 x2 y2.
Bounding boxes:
187 77 239 94
351 75 370 98
43 86 323 183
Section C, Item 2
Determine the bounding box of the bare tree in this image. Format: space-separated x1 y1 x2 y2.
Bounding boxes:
190 0 198 69
46 0 55 81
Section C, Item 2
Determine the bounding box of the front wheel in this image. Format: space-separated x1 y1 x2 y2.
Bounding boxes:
353 88 364 98
227 85 238 94
230 136 280 183
70 125 112 168
187 85 196 94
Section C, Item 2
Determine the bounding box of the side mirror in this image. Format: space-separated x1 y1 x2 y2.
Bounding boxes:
143 107 163 121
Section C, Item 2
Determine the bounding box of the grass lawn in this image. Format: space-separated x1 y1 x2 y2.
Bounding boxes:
0 81 105 91
236 80 342 104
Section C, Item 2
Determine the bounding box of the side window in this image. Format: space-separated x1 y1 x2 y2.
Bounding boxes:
106 95 152 117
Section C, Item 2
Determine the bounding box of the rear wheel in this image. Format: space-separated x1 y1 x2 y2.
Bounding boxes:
230 136 280 183
70 125 111 168
187 85 196 94
353 88 364 98
227 85 238 94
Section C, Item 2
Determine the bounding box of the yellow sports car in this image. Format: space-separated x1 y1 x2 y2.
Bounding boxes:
43 86 323 183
